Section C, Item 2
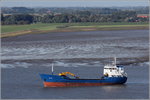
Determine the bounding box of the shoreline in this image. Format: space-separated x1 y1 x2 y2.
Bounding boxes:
1 56 149 66
1 23 149 38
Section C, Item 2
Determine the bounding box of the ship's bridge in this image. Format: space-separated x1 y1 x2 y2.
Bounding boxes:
103 64 127 77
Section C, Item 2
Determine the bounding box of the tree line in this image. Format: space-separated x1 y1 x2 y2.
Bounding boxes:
1 10 149 25
2 7 149 14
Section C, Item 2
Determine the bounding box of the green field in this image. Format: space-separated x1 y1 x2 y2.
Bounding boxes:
1 22 149 37
1 23 69 33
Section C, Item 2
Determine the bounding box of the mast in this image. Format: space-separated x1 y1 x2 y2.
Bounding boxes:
51 63 54 75
114 57 116 66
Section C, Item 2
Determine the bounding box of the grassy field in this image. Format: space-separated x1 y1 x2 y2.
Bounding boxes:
1 22 149 37
1 23 68 33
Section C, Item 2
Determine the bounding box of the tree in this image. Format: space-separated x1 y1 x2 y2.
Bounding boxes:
2 14 34 25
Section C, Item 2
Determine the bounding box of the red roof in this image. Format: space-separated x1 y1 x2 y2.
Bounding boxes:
137 15 149 18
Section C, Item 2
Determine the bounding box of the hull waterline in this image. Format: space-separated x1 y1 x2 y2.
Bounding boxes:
43 82 122 87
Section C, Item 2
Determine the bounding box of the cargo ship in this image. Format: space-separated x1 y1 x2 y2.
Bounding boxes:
40 58 127 87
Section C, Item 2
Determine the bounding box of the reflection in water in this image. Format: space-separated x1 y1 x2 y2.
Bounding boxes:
102 84 127 92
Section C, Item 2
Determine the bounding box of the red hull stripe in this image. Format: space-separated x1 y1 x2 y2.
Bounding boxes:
43 82 116 87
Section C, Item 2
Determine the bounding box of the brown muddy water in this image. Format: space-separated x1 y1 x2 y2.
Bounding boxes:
1 30 149 99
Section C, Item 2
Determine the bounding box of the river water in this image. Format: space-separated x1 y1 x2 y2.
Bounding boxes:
1 30 149 99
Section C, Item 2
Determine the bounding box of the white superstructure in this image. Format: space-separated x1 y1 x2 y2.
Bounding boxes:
103 57 127 77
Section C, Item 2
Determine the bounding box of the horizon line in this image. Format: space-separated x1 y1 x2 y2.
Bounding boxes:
1 5 148 8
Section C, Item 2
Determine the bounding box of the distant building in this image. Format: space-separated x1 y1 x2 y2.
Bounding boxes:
137 14 149 18
54 13 62 16
46 10 51 14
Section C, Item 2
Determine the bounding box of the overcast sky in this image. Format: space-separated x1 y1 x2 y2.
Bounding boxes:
1 0 149 7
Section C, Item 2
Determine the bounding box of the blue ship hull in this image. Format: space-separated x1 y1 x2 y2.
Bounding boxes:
40 74 127 87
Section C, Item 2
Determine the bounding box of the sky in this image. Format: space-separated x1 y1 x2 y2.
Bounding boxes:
1 0 149 7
